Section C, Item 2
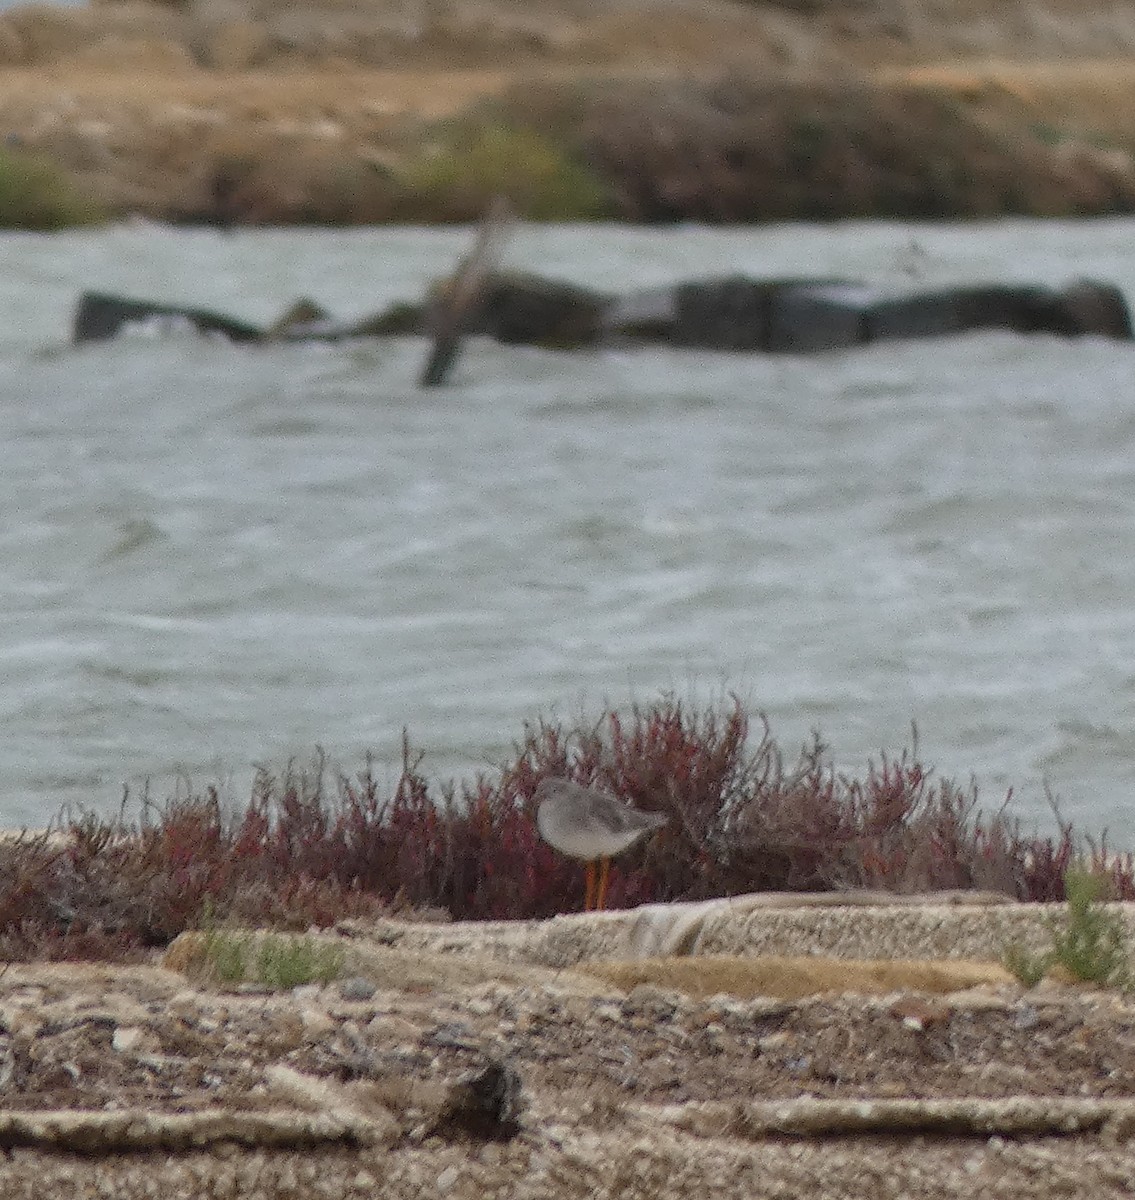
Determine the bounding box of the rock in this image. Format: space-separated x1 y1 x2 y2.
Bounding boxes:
265 298 426 343
866 290 964 341
431 1061 525 1141
299 1008 336 1040
265 297 333 338
638 276 1135 353
345 301 427 338
338 976 377 1002
868 281 1132 341
70 275 1134 355
72 292 264 344
766 283 870 352
888 997 952 1031
601 285 679 342
670 277 773 351
1056 279 1134 339
110 1025 160 1054
475 271 610 348
659 277 863 352
952 284 1077 335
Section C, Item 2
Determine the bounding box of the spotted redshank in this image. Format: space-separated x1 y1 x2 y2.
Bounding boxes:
534 777 667 911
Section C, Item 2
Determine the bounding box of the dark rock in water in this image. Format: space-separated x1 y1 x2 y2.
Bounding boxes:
1055 279 1133 339
475 271 609 348
267 298 428 342
73 291 264 344
868 280 1135 344
265 297 333 339
74 290 428 347
71 275 1133 358
650 277 862 352
951 285 1070 335
866 290 964 341
606 278 866 350
766 284 870 352
867 286 1047 342
604 276 1133 353
671 277 773 351
345 301 427 338
602 286 679 342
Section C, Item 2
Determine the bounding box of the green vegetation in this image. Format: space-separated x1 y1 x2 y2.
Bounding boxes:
202 927 250 986
1003 867 1132 989
0 148 106 230
395 120 613 222
1047 868 1131 987
200 928 346 989
1001 939 1052 989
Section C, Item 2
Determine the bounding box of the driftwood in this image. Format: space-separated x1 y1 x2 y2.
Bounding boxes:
649 1096 1135 1141
0 1100 391 1153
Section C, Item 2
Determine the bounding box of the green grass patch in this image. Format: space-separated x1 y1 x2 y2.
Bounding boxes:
1000 940 1052 989
1003 866 1132 989
200 928 346 989
1047 867 1131 987
396 120 613 222
0 148 106 230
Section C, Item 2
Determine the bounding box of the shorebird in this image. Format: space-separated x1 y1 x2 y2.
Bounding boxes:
534 777 667 912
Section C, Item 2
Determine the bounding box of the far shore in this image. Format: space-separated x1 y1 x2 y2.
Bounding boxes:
1 0 1135 225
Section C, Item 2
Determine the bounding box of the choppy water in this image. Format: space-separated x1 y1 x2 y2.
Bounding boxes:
3 217 1135 839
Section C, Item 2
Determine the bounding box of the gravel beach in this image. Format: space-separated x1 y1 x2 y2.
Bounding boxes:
3 896 1135 1197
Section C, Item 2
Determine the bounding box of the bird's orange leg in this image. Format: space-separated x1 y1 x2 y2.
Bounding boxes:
596 857 611 911
584 861 596 912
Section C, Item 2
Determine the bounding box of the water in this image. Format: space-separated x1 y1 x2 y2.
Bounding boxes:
3 216 1135 841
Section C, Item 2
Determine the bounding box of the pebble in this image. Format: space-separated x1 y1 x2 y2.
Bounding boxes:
111 1026 159 1054
300 1009 336 1039
339 977 377 1002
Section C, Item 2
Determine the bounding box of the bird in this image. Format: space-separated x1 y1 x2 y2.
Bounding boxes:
534 777 667 912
